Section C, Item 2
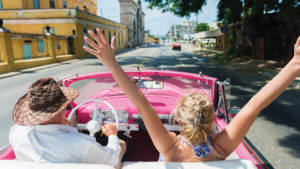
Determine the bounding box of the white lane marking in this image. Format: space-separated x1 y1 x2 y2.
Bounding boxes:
193 57 205 62
159 65 166 70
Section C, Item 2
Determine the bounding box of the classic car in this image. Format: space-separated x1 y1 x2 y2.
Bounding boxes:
0 69 272 169
172 43 181 51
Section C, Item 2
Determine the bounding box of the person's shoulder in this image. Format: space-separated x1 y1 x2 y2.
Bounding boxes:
9 124 33 144
10 124 33 134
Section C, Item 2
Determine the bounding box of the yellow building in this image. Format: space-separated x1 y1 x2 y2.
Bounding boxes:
0 0 129 74
0 0 128 67
1 0 97 14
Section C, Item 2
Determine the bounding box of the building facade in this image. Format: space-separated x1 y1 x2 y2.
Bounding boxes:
119 0 145 47
168 21 196 40
0 0 128 60
1 0 97 14
0 0 133 74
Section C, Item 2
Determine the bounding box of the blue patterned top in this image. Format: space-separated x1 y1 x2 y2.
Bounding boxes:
158 136 212 161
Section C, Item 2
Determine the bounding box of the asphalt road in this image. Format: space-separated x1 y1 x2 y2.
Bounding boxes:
0 43 299 168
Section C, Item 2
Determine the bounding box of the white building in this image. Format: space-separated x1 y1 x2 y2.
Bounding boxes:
168 21 197 40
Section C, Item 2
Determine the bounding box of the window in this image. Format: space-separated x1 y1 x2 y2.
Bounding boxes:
118 32 120 46
83 27 88 46
33 0 40 9
114 32 116 46
63 0 67 8
122 32 124 45
83 6 89 12
51 28 55 35
50 0 55 8
38 40 45 52
0 0 3 9
109 31 111 45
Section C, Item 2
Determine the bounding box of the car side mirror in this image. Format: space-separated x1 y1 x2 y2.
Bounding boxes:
216 77 231 123
228 106 241 122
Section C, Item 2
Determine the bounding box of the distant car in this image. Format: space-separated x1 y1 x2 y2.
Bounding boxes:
172 42 181 51
153 37 160 44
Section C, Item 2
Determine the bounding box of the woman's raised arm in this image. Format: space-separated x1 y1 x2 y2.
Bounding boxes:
214 36 300 156
83 28 177 156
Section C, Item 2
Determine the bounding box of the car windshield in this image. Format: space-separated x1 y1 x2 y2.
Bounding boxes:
67 72 214 104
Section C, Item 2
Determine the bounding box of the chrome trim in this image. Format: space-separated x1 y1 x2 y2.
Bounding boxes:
100 110 130 123
77 123 139 131
0 144 11 154
132 114 169 119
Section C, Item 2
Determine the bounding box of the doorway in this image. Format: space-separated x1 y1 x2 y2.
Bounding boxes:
22 44 32 59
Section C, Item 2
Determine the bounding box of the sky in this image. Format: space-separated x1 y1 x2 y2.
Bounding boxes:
98 0 218 36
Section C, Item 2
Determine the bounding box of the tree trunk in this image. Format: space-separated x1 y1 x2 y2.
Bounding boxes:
255 37 264 59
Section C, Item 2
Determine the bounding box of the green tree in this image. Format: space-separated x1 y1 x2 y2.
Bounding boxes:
217 0 299 60
217 0 242 25
194 23 210 33
145 0 300 60
144 0 206 17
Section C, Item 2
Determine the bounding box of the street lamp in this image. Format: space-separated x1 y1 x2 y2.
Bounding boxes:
46 25 50 33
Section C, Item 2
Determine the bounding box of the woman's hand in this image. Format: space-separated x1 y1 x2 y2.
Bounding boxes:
292 36 300 73
83 28 117 68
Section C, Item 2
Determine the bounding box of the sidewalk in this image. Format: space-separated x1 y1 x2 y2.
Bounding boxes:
0 47 137 79
191 46 300 89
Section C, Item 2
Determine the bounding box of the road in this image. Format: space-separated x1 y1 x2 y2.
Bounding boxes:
0 43 299 168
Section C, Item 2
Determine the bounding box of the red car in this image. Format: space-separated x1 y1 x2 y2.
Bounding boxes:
172 42 181 50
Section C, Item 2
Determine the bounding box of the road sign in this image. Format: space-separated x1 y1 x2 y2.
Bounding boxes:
220 26 227 33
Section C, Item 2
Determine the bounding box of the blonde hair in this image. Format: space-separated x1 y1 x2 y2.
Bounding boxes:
173 93 215 145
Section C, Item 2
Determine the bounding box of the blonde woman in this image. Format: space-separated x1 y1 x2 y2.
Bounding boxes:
83 29 300 162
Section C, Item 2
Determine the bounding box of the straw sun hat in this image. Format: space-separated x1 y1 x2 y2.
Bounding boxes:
12 77 79 126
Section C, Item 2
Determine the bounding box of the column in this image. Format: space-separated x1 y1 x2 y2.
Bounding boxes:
46 34 56 59
73 35 81 58
0 30 15 71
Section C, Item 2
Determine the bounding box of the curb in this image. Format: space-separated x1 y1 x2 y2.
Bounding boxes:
0 47 137 79
0 59 79 79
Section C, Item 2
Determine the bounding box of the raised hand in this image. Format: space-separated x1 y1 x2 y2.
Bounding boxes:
292 36 300 69
83 28 117 68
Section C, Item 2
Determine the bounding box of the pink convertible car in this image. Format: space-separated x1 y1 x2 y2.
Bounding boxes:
0 70 272 169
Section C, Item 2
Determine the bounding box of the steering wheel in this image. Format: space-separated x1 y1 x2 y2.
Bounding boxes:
68 99 119 137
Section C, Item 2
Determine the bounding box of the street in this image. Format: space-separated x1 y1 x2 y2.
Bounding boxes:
1 43 300 168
